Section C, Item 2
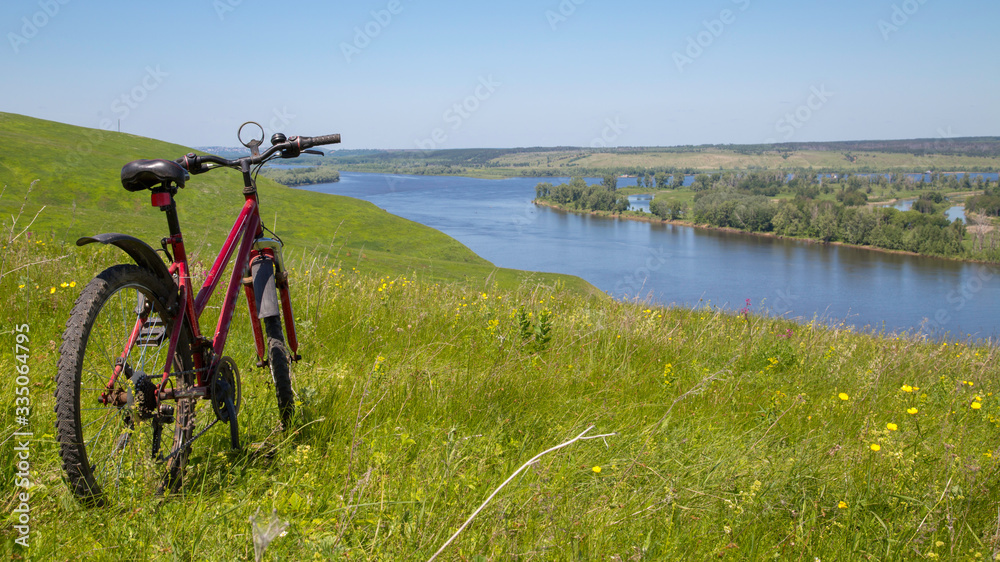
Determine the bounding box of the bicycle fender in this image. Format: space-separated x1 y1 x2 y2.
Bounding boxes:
77 233 173 283
251 257 280 319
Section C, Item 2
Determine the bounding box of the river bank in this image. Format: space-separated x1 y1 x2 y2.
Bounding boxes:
531 199 1000 265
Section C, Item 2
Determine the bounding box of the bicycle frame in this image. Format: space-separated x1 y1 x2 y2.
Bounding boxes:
101 167 299 406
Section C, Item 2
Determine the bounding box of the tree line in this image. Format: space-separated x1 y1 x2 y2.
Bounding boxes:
652 172 993 259
260 167 341 187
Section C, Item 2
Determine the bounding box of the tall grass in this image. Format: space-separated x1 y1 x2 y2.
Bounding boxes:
3 223 1000 560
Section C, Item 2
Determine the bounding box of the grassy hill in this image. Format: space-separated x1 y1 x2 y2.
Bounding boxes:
2 114 999 560
0 112 594 292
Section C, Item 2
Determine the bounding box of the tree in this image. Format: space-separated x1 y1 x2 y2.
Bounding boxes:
635 175 644 188
602 174 618 191
655 172 669 189
692 174 712 191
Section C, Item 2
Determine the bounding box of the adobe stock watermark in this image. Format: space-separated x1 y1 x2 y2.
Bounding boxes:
590 116 627 148
673 0 750 73
922 265 997 336
613 246 671 298
7 0 71 54
415 75 501 150
12 323 33 549
878 0 930 41
340 0 405 64
260 106 296 140
767 286 800 318
764 85 835 143
102 66 169 127
213 0 244 21
546 0 586 30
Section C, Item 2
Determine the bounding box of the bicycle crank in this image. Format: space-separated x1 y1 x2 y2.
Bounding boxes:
210 356 242 450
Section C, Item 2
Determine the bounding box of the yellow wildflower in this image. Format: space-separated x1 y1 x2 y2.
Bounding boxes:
838 392 849 401
870 444 881 452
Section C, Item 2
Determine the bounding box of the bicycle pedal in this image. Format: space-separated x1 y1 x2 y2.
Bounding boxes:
136 317 167 347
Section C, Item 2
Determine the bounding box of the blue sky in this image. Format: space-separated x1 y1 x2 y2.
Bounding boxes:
3 0 998 149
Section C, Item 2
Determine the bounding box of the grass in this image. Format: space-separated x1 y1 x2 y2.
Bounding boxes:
3 232 1000 560
2 113 1000 560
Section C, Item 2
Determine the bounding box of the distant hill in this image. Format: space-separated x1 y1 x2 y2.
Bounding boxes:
234 138 1000 179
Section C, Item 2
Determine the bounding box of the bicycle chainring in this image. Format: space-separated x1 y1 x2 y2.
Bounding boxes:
209 356 242 422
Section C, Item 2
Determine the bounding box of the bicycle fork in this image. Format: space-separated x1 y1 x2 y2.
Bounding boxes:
244 237 300 367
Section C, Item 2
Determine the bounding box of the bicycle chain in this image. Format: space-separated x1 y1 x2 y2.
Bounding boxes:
157 417 217 464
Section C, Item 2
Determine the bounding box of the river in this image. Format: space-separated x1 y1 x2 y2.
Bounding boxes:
300 173 1000 341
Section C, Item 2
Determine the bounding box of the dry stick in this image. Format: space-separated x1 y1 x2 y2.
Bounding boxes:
427 425 617 562
905 474 954 550
746 394 805 453
0 254 69 281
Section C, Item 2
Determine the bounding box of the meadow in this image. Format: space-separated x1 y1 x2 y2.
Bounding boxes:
3 232 1000 560
1 113 999 560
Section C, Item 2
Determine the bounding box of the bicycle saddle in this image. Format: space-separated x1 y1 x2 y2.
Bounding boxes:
121 159 189 191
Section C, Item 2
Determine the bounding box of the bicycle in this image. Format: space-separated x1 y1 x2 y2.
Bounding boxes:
55 122 341 505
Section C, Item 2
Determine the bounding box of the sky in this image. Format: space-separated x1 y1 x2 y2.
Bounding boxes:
2 0 998 150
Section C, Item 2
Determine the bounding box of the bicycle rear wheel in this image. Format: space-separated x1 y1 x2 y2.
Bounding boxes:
55 264 195 505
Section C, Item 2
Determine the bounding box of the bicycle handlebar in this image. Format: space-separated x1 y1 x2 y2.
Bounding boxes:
175 132 341 175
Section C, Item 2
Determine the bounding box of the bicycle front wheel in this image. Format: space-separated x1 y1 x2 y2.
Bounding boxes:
56 264 195 506
264 315 294 430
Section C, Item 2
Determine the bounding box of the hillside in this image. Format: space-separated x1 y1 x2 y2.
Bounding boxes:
2 230 999 559
0 112 594 291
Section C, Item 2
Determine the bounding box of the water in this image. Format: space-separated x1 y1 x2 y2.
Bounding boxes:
301 173 1000 340
878 198 967 222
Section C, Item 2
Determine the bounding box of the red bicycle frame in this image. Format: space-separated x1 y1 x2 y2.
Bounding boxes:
143 172 298 402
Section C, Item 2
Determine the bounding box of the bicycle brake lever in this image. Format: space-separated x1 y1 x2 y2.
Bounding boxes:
302 149 323 156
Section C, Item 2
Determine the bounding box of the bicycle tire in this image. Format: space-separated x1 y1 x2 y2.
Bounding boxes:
263 315 294 429
55 264 195 505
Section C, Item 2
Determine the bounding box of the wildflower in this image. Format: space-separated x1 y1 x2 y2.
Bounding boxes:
907 407 918 415
838 393 849 401
592 466 601 474
971 402 982 410
900 384 913 392
69 281 76 287
870 444 881 452
49 287 56 294
837 501 848 509
886 422 898 431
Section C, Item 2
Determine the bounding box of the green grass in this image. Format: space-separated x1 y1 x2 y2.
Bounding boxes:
2 235 1000 560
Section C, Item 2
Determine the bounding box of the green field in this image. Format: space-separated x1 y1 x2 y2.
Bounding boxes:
2 114 1000 560
317 140 1000 179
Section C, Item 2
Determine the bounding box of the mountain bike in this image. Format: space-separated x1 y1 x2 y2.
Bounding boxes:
55 122 340 505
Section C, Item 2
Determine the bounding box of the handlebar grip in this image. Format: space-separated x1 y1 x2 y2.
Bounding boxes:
295 134 341 149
